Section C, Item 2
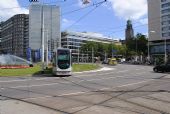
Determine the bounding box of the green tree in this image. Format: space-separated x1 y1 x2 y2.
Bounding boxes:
136 33 148 55
80 41 127 59
115 45 127 56
126 33 148 56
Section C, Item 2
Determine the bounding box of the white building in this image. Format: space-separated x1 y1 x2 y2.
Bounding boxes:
61 31 121 62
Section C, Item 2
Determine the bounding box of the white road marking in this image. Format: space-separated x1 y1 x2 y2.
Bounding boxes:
0 69 129 83
4 71 147 89
23 79 154 100
58 91 86 96
74 67 114 74
23 91 88 100
10 82 70 88
99 79 154 90
74 70 129 78
0 77 59 83
81 75 126 82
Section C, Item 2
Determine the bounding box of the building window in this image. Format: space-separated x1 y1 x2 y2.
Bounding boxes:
162 20 170 25
161 0 167 2
162 14 170 20
162 8 170 14
162 2 170 8
162 26 170 31
162 32 170 37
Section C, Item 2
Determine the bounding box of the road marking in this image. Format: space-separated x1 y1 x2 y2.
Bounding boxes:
58 91 86 96
77 71 147 82
23 91 88 100
10 82 70 88
99 79 154 90
0 69 129 83
74 70 129 78
81 75 126 82
74 67 114 74
23 79 154 100
0 77 60 83
4 71 147 89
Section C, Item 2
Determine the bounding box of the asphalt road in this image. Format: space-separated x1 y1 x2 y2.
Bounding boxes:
0 64 170 114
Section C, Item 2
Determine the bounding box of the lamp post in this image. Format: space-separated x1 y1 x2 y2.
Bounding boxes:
165 37 167 63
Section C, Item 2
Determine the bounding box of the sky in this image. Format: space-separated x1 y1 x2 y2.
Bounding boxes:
0 0 148 40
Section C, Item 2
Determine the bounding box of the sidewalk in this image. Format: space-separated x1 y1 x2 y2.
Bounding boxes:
0 99 62 114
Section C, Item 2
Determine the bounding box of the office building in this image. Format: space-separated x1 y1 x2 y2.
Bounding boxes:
29 2 61 54
1 14 29 57
125 20 134 42
148 0 170 58
0 22 2 54
61 31 121 62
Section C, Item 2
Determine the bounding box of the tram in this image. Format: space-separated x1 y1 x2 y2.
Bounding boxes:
52 48 72 76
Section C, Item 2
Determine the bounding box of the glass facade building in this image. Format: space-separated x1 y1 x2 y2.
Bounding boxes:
29 3 60 53
0 22 2 54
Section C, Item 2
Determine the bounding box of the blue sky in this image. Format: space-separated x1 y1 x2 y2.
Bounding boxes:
0 0 148 40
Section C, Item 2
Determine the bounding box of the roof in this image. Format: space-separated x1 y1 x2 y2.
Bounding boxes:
62 31 117 42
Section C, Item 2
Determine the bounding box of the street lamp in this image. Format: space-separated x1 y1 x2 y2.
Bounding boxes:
164 37 167 63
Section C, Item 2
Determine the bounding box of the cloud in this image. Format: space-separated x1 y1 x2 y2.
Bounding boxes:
0 0 28 21
109 0 147 20
63 18 70 23
139 18 148 25
62 18 74 29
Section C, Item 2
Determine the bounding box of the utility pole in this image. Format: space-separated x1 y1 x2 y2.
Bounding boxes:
46 30 49 69
105 51 107 61
78 47 79 64
87 49 88 63
41 5 45 73
112 37 114 58
82 53 84 63
92 47 94 63
135 37 138 61
165 37 167 63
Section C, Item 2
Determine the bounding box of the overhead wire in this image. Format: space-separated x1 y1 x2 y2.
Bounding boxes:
68 15 163 37
61 0 107 16
0 0 165 37
65 1 107 30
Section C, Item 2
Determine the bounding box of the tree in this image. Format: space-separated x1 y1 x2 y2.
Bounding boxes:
126 33 148 56
135 33 148 55
80 41 128 60
115 45 127 56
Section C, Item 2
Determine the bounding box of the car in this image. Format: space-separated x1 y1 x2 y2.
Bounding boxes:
153 63 170 72
108 58 118 65
102 60 108 64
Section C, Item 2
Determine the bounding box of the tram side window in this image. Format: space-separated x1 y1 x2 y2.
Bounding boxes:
53 53 56 67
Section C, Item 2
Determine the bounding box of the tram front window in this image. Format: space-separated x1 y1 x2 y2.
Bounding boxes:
57 50 70 69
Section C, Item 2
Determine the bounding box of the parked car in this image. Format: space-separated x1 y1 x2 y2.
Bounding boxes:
102 60 108 64
153 63 170 72
108 58 118 65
